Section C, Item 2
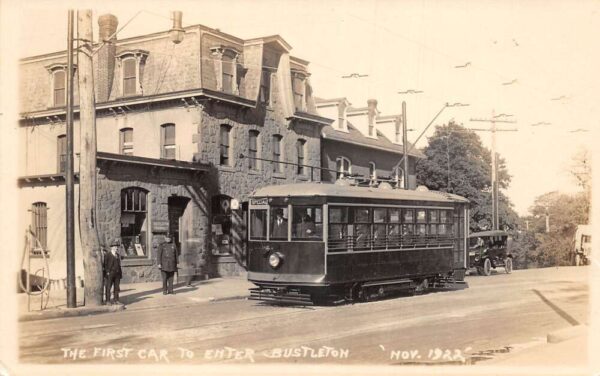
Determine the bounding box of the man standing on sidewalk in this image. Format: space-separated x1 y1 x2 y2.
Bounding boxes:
158 234 179 295
104 240 123 305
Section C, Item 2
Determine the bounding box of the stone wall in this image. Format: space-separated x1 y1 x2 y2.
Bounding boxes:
96 161 211 283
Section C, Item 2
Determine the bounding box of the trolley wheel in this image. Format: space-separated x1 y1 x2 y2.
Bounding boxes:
504 257 513 274
575 254 581 266
483 258 492 276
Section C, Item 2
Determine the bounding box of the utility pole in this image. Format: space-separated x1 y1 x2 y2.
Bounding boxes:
77 10 103 306
402 101 409 189
65 10 76 308
470 111 517 230
394 102 469 188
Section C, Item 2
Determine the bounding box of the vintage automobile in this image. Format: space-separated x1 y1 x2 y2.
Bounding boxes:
468 230 512 276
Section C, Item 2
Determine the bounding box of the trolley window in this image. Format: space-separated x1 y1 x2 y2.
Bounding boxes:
373 208 387 249
270 206 289 240
438 209 453 236
388 208 401 248
429 209 439 235
416 209 427 235
402 209 415 235
328 207 349 252
292 206 323 240
353 207 371 250
249 209 267 240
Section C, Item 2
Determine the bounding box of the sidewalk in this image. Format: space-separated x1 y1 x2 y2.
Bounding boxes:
485 325 589 367
18 273 254 322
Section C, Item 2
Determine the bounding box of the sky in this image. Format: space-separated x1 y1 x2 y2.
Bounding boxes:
4 0 599 215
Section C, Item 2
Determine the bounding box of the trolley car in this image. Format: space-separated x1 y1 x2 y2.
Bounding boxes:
247 181 470 305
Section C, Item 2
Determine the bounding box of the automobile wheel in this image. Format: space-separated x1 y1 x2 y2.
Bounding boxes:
483 258 492 276
504 257 513 274
415 278 429 293
575 254 581 266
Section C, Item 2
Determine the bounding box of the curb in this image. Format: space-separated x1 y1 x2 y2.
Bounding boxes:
546 324 587 344
19 293 250 322
19 304 125 322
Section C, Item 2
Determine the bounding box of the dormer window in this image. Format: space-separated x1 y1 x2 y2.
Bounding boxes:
260 69 272 105
210 46 240 95
116 50 149 97
291 70 308 112
45 63 74 108
53 71 66 107
122 58 137 96
336 156 352 179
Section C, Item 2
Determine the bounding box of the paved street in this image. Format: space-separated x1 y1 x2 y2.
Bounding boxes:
19 266 588 366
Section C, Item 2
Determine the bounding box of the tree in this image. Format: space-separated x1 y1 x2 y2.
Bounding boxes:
416 121 520 232
525 190 589 266
509 230 539 269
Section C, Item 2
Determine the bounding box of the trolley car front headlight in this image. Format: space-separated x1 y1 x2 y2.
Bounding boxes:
268 252 284 269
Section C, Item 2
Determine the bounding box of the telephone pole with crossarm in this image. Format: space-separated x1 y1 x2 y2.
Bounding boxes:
469 111 517 230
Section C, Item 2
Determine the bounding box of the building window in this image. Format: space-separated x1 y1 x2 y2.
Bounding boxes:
222 54 235 94
161 123 176 160
120 128 133 155
220 124 232 166
272 134 283 173
120 188 148 257
122 58 137 96
57 134 67 173
248 130 260 170
211 46 239 95
292 72 306 111
260 69 271 105
117 50 149 97
53 70 66 107
296 139 306 175
336 156 352 178
369 162 377 180
394 166 404 187
31 202 48 251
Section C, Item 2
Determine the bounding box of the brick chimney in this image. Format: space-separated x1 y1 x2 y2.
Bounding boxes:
96 14 118 102
367 98 378 137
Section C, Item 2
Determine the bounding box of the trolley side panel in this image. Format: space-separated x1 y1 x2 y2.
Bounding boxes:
248 241 325 275
326 248 454 284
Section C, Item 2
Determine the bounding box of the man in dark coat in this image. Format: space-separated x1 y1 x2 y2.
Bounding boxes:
104 240 123 305
100 245 109 304
271 209 288 239
158 233 179 295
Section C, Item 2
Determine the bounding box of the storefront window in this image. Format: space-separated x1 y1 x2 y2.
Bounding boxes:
121 187 148 257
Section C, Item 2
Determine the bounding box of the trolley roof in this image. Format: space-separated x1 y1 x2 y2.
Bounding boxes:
469 230 509 238
250 182 469 203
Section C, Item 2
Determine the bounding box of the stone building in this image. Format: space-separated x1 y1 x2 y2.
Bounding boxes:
18 14 331 283
316 97 424 186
